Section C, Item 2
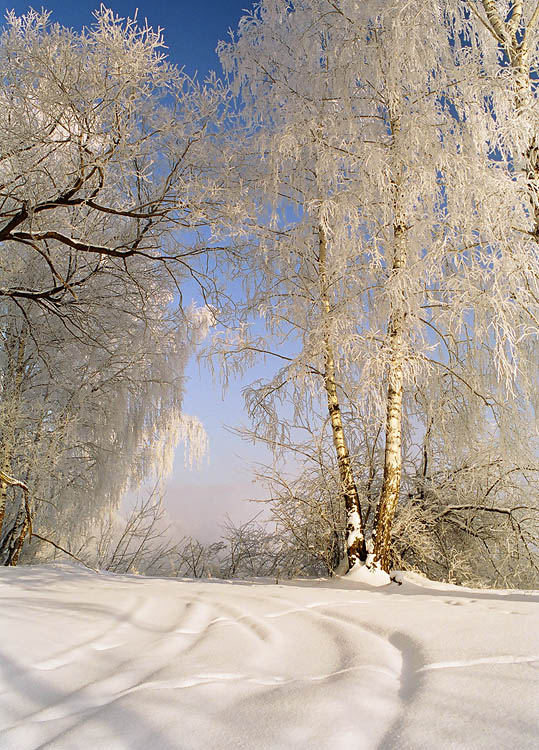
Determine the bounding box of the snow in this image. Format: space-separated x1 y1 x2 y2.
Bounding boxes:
1 563 538 749
345 560 392 587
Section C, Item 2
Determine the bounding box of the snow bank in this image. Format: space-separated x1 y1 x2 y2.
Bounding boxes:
0 563 537 749
344 561 391 587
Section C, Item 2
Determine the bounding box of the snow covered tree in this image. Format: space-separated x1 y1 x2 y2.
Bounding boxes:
218 0 374 570
0 8 226 562
218 0 538 581
0 282 211 564
217 0 453 574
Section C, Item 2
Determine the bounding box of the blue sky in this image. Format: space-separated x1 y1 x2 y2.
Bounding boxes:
5 1 250 78
4 1 272 538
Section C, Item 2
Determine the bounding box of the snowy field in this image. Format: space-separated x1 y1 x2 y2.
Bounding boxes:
0 563 538 749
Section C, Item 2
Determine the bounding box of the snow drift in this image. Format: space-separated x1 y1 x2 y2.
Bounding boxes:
0 563 537 749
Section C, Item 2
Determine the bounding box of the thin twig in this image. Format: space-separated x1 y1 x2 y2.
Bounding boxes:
31 533 100 573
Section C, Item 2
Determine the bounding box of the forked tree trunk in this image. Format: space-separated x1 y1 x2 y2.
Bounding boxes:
318 225 367 567
373 111 407 573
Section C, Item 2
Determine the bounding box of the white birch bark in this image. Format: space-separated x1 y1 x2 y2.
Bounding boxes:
373 111 407 573
318 225 367 567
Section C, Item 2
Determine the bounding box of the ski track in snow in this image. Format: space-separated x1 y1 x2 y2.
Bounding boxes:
0 564 538 749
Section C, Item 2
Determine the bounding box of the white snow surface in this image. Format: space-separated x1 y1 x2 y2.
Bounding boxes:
1 563 538 749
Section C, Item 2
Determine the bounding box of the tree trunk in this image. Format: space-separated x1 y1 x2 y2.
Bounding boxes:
0 328 27 561
0 480 8 541
0 470 31 566
373 315 405 572
373 111 407 573
318 225 367 567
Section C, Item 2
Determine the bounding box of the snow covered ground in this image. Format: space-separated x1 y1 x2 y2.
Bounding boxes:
0 563 537 749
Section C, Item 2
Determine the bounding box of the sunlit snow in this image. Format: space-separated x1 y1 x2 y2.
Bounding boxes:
0 563 537 749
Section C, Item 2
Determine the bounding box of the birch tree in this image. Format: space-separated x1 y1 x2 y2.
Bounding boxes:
219 0 538 579
218 0 455 574
0 8 226 561
218 0 376 569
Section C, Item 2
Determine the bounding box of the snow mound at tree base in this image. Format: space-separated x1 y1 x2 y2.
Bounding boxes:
343 561 391 586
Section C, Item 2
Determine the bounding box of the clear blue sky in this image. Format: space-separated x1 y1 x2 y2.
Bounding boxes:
4 1 272 539
5 1 251 77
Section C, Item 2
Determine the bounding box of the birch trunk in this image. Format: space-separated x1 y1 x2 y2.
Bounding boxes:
373 112 407 573
0 470 31 566
0 329 27 557
318 225 367 567
372 311 405 572
0 483 8 542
